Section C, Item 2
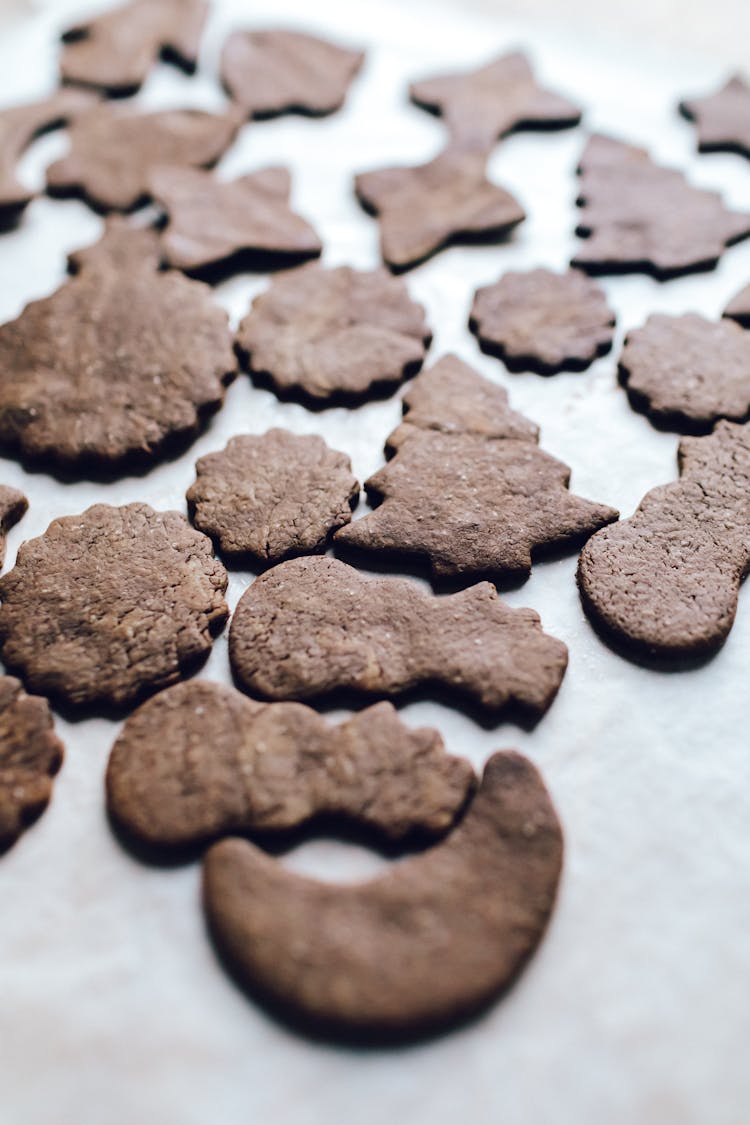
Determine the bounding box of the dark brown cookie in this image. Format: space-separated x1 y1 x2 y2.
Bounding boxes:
107 681 475 850
0 89 97 225
46 105 239 212
234 263 431 405
60 0 208 97
619 313 750 432
0 220 235 472
0 677 64 853
228 555 567 719
0 487 27 567
203 750 563 1041
573 133 750 278
187 429 359 566
679 75 750 160
355 146 525 272
0 502 228 711
149 165 322 279
724 281 750 328
409 50 581 150
578 420 750 661
221 29 364 119
469 268 615 374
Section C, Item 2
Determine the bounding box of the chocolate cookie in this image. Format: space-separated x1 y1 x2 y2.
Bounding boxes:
0 220 235 472
221 29 364 119
573 133 750 278
578 421 750 661
619 313 750 432
46 105 239 212
229 556 567 719
355 146 525 272
469 268 615 374
234 263 431 405
107 681 475 850
679 75 750 160
724 281 750 328
60 0 208 97
0 503 228 710
0 677 64 853
203 750 563 1040
187 429 359 566
0 89 97 225
409 50 581 150
150 165 322 279
0 487 27 567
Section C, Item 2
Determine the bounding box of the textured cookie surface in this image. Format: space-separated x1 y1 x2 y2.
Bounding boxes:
221 29 363 118
0 487 27 566
60 0 208 96
229 555 567 718
724 282 750 328
203 751 563 1039
578 421 750 660
46 105 238 212
151 165 322 279
410 50 581 149
469 268 615 373
107 681 475 849
0 503 228 709
355 146 524 272
573 133 750 277
187 429 359 565
235 263 430 404
0 221 235 471
679 75 750 160
619 313 750 432
0 677 64 852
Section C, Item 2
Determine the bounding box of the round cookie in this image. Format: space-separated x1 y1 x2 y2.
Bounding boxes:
0 676 64 852
0 503 228 710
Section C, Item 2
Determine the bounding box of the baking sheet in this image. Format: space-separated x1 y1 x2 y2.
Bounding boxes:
1 1 750 1122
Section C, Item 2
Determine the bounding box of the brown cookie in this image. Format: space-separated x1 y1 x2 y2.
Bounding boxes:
578 420 750 661
0 677 64 853
60 0 208 97
203 750 563 1041
409 50 581 150
187 429 359 566
0 502 228 711
355 146 525 272
469 268 615 374
573 133 750 278
724 282 750 328
0 89 98 225
679 75 750 160
619 313 750 432
0 220 235 472
107 681 475 850
46 104 239 212
149 165 322 280
228 555 568 719
0 487 27 567
221 29 364 119
234 263 431 405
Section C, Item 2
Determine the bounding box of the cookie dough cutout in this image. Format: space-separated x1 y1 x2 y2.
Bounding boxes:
573 133 750 278
0 677 64 853
0 503 228 711
229 555 568 720
235 263 431 406
0 487 27 567
578 421 750 662
107 681 475 851
0 220 236 473
187 429 359 567
150 165 321 280
355 146 525 272
203 750 563 1041
724 282 750 328
679 75 750 160
410 50 581 150
46 105 239 212
60 0 208 97
619 313 750 432
0 89 97 226
469 268 615 374
221 29 364 119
